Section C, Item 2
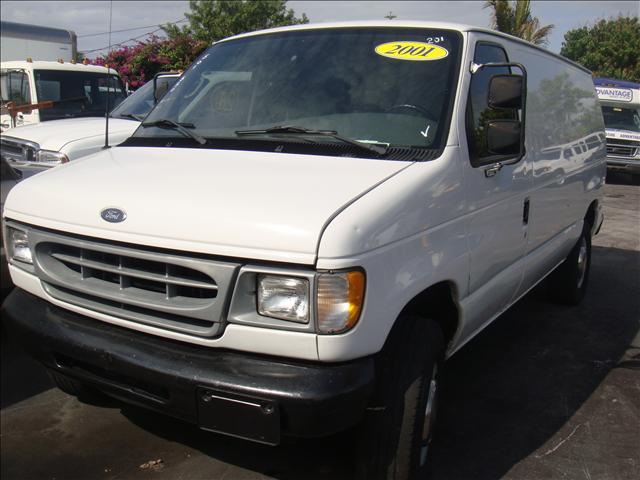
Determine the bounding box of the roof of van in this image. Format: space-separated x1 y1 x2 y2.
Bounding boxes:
218 20 591 74
593 77 640 89
1 60 117 75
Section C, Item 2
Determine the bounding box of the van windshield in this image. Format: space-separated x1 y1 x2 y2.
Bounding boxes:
601 105 640 133
135 28 461 155
110 75 179 120
34 70 126 121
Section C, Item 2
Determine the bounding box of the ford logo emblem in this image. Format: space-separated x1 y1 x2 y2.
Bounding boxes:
100 207 127 223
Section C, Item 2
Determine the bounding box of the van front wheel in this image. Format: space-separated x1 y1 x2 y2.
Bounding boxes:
549 226 591 305
356 317 444 480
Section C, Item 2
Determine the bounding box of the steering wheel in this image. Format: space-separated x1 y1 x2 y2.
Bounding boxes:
385 103 437 121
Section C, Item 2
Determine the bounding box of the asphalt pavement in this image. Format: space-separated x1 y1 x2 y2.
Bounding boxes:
1 174 638 480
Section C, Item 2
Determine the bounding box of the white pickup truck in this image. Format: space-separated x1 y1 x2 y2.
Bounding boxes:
2 21 605 479
0 60 125 131
0 73 180 169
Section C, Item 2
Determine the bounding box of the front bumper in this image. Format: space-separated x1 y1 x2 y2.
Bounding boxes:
2 288 374 445
606 157 640 174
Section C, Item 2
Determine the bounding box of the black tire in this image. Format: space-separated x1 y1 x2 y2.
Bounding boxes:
356 317 444 480
48 371 104 401
548 224 592 305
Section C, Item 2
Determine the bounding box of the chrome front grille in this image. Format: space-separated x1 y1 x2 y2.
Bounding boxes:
606 142 639 159
0 136 38 164
28 227 239 338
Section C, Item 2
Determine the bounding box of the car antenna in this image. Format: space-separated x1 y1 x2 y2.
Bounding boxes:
103 0 113 150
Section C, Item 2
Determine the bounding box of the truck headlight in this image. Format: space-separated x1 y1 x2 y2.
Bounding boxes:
7 227 32 264
35 150 69 166
317 270 365 334
257 275 309 323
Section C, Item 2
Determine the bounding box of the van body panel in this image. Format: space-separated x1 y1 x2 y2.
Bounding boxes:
318 30 604 360
316 147 468 360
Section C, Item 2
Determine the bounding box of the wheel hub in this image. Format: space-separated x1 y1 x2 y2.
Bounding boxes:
577 237 588 289
419 364 438 467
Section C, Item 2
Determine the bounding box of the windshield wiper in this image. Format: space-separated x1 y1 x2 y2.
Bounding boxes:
141 119 207 145
235 125 388 155
117 113 144 121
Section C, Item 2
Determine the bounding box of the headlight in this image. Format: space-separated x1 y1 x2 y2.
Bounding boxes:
35 150 69 166
317 270 365 334
7 227 32 264
257 275 309 323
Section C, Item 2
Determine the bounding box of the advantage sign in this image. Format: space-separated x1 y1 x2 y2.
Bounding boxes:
596 87 633 102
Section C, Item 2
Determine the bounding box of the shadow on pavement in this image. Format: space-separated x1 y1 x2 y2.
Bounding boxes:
110 245 639 479
1 325 54 409
427 244 639 479
1 243 637 478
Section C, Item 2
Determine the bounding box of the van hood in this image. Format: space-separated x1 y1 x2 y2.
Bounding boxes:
3 118 138 152
4 146 410 264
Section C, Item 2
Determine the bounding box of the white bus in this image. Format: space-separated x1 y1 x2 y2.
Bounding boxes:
594 77 640 176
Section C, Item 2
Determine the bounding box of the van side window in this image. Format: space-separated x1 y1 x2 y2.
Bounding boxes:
0 71 31 105
466 43 515 164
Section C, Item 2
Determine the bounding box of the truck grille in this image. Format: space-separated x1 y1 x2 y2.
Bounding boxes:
27 227 239 338
606 141 639 159
0 137 38 164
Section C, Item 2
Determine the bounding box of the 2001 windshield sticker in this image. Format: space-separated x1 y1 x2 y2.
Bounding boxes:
375 41 449 61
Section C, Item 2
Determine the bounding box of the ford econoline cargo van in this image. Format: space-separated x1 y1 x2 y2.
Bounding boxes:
2 22 605 479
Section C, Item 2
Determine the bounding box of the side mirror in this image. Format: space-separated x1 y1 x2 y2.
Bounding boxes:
488 74 523 109
154 80 170 104
487 120 521 155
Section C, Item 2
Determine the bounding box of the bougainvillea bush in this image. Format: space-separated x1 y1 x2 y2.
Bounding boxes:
93 34 207 89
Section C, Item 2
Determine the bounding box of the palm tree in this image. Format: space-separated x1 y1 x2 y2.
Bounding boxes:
484 0 554 46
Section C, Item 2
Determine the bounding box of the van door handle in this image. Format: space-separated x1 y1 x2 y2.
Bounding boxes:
484 163 503 177
523 197 530 225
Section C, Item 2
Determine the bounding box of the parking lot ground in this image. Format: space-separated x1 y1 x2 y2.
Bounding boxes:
1 177 639 480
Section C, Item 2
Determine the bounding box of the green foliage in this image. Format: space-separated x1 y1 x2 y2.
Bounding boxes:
182 0 308 44
560 17 640 81
96 0 307 89
95 35 207 88
484 0 554 46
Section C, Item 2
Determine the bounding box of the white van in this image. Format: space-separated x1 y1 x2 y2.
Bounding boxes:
2 22 605 479
594 77 640 176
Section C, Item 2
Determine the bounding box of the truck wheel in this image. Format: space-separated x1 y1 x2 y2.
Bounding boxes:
356 317 444 480
548 226 591 305
48 371 104 401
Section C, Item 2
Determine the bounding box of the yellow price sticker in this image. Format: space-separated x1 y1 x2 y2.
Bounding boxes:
374 41 449 61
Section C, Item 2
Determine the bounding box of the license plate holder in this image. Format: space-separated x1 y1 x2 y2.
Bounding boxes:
196 387 280 445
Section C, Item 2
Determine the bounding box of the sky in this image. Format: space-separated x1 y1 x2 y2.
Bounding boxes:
1 0 638 57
